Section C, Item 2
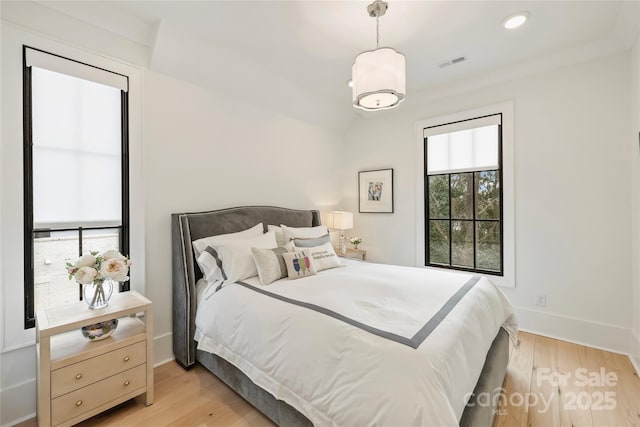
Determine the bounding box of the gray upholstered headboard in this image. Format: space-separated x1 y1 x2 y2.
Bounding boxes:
171 206 321 368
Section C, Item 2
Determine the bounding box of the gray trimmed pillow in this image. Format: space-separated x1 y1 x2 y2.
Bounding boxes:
192 223 263 258
292 234 331 248
282 250 317 280
196 231 277 284
251 247 288 285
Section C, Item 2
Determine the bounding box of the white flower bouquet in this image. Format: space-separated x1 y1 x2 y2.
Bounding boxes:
67 250 131 309
66 250 131 284
349 236 363 249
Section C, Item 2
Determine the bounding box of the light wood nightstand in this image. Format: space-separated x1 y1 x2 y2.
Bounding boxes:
36 291 153 427
338 248 367 261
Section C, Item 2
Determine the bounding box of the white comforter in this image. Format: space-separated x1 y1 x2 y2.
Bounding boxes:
195 260 517 427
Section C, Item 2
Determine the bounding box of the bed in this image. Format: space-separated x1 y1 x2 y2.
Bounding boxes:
172 206 516 426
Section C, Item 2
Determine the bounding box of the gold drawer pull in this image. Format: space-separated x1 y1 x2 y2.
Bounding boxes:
75 373 83 380
75 400 83 407
123 356 130 362
123 380 130 386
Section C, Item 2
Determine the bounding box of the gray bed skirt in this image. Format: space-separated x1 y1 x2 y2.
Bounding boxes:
196 328 509 427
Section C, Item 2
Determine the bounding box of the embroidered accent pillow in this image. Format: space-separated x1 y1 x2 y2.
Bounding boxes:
251 247 288 285
282 250 317 280
293 241 342 272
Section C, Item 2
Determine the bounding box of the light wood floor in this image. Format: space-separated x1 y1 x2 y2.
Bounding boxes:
17 332 640 427
493 332 640 427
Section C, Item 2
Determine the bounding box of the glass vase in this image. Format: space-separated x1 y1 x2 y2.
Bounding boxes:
83 279 114 309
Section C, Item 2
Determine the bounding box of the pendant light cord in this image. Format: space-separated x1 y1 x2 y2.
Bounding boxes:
368 0 386 48
376 14 380 48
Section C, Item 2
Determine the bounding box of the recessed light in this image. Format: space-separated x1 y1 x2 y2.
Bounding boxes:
347 79 353 88
503 12 529 30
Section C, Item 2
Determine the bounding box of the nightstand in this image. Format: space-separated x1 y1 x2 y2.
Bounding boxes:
36 291 153 427
338 248 367 261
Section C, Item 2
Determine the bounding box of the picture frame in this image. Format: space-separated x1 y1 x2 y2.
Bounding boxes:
359 168 394 213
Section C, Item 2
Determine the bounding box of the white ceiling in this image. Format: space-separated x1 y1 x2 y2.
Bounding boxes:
34 1 639 130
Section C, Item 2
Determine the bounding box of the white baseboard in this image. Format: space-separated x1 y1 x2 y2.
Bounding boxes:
1 412 36 427
631 329 640 375
0 379 36 427
515 306 640 374
153 332 175 367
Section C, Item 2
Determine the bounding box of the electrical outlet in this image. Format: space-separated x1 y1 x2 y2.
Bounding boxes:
536 294 547 308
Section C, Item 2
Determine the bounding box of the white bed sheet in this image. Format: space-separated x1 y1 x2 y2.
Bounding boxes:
195 260 517 427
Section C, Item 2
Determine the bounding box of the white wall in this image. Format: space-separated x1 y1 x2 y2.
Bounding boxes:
340 52 634 354
630 33 640 372
142 70 343 358
0 7 342 425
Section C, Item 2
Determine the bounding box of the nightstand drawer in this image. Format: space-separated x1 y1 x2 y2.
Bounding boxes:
51 364 145 426
51 340 145 398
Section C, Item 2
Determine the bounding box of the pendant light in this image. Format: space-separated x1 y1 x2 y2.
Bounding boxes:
352 0 406 111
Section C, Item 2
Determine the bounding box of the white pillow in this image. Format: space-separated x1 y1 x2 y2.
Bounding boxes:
267 225 286 247
280 224 328 243
197 230 277 284
293 241 343 272
192 223 263 258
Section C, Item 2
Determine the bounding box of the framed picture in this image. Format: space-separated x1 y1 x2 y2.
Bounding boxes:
359 168 394 213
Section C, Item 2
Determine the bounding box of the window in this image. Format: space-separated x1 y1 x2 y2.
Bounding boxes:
424 114 503 275
23 46 130 328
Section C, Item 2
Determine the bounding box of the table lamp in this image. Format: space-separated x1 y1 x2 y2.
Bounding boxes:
326 211 354 254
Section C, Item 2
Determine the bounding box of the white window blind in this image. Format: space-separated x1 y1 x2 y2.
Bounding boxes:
32 66 122 227
25 48 128 92
425 114 501 175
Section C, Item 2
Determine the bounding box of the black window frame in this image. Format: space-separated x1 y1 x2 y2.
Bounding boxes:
23 46 130 329
424 114 504 276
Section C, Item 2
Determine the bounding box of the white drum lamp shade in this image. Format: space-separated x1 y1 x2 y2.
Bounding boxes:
352 47 406 111
326 211 354 230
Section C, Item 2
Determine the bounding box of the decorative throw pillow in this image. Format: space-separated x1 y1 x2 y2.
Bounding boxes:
282 250 317 280
197 230 277 284
251 247 288 285
280 224 328 243
292 234 331 248
293 241 342 272
192 223 264 258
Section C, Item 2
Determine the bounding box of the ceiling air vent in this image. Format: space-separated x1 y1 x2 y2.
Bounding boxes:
438 56 467 69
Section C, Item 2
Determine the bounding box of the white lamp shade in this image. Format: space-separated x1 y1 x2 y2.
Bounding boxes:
352 47 406 111
326 211 353 230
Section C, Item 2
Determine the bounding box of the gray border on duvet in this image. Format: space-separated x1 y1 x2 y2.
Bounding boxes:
231 275 481 349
